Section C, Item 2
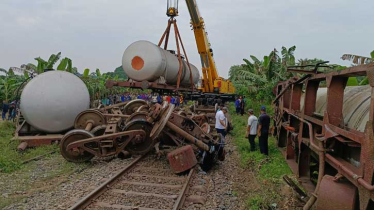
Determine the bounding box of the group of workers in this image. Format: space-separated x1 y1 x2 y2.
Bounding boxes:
216 96 271 156
1 100 18 121
140 93 185 106
101 92 186 107
246 106 271 156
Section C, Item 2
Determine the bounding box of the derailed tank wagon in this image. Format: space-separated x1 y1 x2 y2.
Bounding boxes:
106 39 236 106
59 99 226 173
15 71 91 150
274 63 374 209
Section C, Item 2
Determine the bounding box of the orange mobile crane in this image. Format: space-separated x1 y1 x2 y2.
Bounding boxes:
167 0 236 96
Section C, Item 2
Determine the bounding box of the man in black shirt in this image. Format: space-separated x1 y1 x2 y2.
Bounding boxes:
257 105 271 156
8 103 15 121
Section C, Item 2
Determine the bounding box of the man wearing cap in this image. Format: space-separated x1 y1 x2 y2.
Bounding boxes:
258 105 271 155
215 107 228 137
247 109 258 151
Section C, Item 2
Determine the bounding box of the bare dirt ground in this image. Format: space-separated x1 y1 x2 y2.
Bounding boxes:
1 134 300 210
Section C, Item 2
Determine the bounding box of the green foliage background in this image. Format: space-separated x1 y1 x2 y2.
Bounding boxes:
227 47 370 103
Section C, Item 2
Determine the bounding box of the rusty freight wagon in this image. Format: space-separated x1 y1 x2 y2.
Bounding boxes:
273 63 374 209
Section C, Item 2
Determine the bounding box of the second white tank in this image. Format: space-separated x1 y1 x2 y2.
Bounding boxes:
122 40 200 86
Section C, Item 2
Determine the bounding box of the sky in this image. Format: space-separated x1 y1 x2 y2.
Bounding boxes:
0 0 373 78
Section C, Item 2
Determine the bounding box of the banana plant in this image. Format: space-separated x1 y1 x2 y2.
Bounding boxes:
13 53 78 75
57 57 74 73
0 69 23 102
341 50 374 65
341 50 374 85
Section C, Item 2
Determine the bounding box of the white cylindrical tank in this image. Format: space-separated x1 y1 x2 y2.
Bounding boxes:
300 85 371 132
122 40 200 86
20 71 90 133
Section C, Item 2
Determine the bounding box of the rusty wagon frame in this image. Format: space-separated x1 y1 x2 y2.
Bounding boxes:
274 63 374 209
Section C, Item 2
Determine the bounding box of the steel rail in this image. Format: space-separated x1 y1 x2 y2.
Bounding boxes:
69 155 145 210
173 168 195 210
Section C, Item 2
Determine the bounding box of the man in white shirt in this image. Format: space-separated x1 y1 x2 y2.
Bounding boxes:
247 109 258 151
215 107 228 137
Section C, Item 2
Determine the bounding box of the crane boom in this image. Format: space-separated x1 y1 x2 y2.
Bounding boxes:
185 0 232 94
185 0 216 92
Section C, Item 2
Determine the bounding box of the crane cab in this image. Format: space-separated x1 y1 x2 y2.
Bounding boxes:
167 0 179 17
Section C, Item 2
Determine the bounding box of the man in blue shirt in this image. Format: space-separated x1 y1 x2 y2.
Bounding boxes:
157 94 162 104
2 101 9 121
257 105 271 156
235 98 240 114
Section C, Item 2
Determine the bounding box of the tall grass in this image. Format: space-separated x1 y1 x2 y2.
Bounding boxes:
0 121 58 173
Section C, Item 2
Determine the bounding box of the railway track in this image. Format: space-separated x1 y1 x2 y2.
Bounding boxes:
69 154 198 210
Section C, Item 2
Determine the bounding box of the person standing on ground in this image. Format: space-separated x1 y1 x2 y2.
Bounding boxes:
258 105 271 156
240 96 245 116
157 94 162 104
167 95 171 104
151 94 158 104
246 109 258 151
8 103 15 121
215 107 228 137
235 97 240 114
179 95 184 107
175 95 180 107
2 101 9 121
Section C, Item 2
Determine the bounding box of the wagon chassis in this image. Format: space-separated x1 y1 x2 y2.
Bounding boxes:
274 62 374 209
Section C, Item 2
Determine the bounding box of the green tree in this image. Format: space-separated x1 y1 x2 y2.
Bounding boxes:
103 66 127 80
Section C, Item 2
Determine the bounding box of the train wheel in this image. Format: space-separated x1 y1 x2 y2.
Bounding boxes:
125 112 148 124
136 104 150 112
74 109 106 129
150 104 174 140
123 120 154 155
123 99 147 115
60 129 95 163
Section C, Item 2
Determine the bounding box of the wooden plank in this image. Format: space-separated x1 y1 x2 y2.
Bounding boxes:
94 202 165 210
136 167 171 172
16 135 63 140
69 156 144 210
120 181 182 189
111 189 178 199
129 173 185 181
22 151 56 164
